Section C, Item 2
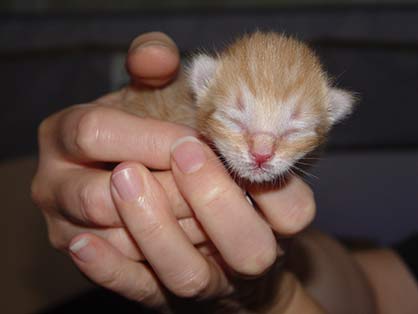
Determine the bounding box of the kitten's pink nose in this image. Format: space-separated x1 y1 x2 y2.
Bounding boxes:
252 152 273 165
249 133 276 166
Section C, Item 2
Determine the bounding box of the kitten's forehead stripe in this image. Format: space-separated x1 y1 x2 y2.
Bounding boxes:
220 32 326 101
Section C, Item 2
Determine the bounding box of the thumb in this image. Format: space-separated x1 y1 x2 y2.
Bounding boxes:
126 31 180 87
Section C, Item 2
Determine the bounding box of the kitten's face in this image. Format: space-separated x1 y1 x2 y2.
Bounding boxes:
189 33 354 183
198 83 328 183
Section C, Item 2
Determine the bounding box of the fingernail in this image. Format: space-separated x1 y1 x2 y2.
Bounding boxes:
70 237 96 262
245 193 254 207
112 167 142 202
134 41 171 52
171 136 206 174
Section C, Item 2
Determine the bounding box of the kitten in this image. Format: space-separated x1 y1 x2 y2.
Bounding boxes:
123 31 354 183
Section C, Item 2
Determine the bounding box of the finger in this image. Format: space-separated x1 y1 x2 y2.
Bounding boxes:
153 171 192 218
177 217 208 246
48 214 209 261
58 105 195 168
55 167 119 227
170 137 278 276
54 167 193 227
69 233 166 308
127 32 180 87
110 162 230 298
248 176 316 236
48 215 142 260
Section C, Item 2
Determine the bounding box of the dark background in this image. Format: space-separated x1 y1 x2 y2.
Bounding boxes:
2 4 417 243
1 2 417 313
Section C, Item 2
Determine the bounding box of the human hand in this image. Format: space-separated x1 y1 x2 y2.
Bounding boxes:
67 148 318 312
31 32 198 262
31 32 317 312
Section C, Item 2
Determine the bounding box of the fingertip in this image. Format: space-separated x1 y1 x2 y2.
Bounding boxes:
111 162 147 204
288 177 316 231
127 32 180 87
250 175 316 235
128 31 178 53
112 161 141 176
69 232 166 306
69 233 98 264
231 229 278 277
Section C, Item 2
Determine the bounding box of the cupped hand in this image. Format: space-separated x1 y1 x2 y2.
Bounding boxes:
31 32 196 260
31 32 316 311
67 146 316 310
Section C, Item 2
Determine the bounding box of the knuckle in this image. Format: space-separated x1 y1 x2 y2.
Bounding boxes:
98 267 125 290
112 270 162 306
99 266 159 306
135 219 164 242
171 266 211 298
73 107 105 158
79 182 108 225
197 182 235 215
131 278 161 305
144 133 160 156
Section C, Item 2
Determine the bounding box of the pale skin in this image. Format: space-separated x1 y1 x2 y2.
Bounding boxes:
31 32 418 313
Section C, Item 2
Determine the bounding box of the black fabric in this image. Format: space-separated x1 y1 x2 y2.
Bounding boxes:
37 289 156 314
394 234 418 283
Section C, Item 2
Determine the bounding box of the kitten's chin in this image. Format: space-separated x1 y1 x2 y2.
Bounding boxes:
218 148 290 184
220 155 291 184
236 167 289 184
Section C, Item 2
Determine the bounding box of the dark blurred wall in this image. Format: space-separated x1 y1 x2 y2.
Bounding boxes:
2 0 418 12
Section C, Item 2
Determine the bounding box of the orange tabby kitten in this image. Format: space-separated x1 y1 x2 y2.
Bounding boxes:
123 31 354 183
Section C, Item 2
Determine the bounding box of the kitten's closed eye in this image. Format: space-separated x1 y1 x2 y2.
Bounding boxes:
229 118 246 132
281 128 300 139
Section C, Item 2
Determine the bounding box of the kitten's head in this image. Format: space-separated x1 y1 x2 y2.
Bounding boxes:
188 32 355 183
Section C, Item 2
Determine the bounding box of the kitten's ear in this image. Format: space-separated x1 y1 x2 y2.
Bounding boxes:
188 54 219 100
327 88 356 124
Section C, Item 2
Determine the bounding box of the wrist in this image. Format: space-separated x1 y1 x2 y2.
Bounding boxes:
353 249 418 314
